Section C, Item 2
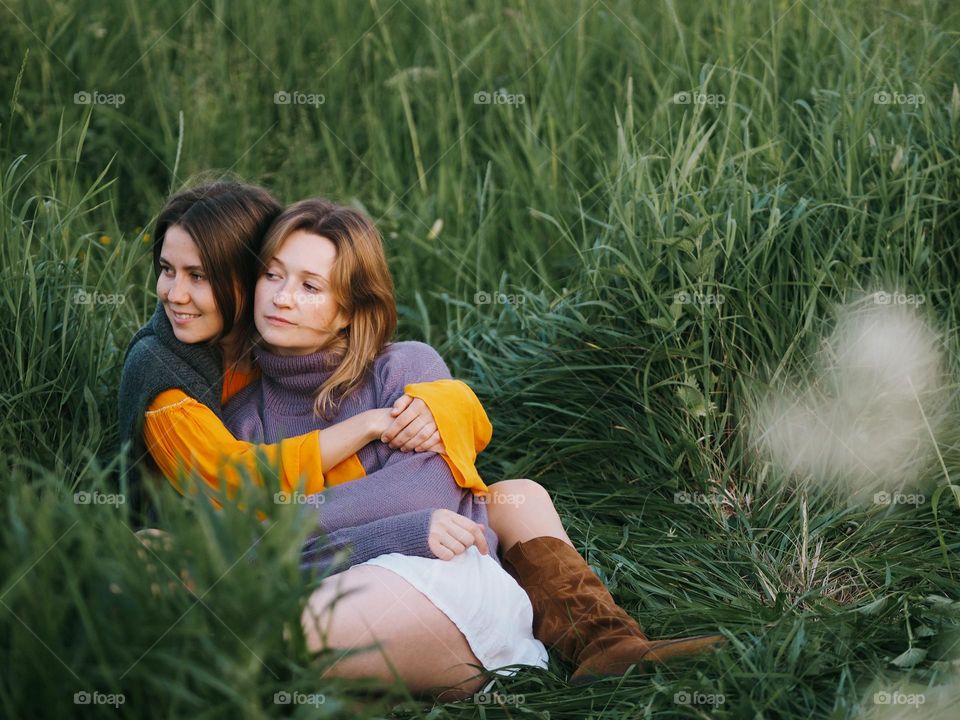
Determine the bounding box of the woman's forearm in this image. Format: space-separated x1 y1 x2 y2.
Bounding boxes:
311 451 465 534
317 409 388 473
301 509 435 574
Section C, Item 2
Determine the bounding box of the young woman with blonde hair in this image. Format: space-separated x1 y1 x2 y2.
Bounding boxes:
221 198 724 694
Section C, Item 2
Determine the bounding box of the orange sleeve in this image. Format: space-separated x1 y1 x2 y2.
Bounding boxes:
403 379 492 494
221 365 260 405
324 454 367 486
143 390 365 503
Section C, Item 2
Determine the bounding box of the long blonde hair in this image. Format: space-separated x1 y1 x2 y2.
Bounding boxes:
257 198 397 418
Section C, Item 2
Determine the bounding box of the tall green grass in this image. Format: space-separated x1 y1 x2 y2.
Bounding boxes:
2 0 960 717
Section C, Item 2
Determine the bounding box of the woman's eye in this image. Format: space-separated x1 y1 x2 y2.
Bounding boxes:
160 265 173 275
304 284 319 293
264 271 280 280
191 273 205 281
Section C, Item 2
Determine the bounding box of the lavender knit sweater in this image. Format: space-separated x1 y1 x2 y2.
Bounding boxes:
222 341 498 575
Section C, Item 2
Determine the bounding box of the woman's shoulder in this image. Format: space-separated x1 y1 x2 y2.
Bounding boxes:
122 330 162 368
375 340 448 371
119 332 170 394
377 340 441 362
373 341 451 387
121 303 177 369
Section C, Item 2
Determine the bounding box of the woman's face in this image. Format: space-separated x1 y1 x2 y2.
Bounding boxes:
254 229 348 356
156 225 224 343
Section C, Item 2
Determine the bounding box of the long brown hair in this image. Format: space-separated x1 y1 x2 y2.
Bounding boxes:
257 198 397 417
152 179 281 356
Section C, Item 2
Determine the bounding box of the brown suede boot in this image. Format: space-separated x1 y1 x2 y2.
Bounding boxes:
501 536 726 684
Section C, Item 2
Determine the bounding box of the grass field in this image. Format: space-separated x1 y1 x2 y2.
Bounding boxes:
2 0 960 717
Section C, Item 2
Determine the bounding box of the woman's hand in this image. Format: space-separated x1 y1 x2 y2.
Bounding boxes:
428 509 489 560
381 394 446 454
363 408 395 443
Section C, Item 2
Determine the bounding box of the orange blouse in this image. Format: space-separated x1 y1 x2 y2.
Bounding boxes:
142 365 492 506
221 364 259 405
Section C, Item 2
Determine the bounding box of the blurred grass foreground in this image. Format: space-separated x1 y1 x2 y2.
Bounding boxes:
2 0 960 717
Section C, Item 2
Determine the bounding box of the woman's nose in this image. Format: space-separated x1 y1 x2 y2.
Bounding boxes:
273 283 293 306
167 276 190 303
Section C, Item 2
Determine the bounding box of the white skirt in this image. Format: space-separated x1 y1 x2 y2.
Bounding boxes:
359 546 549 676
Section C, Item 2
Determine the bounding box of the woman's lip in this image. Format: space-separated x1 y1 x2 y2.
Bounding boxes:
170 309 201 324
265 315 294 326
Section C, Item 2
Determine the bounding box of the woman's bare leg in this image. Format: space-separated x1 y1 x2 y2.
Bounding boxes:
301 565 487 701
485 478 573 554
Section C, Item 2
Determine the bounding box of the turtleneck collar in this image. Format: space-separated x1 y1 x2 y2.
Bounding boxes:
254 344 346 413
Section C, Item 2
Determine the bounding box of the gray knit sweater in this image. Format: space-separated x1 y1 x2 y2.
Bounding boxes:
222 341 498 575
117 301 226 522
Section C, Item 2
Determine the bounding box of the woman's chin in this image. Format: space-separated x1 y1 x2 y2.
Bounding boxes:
256 325 283 345
170 325 204 344
256 323 330 356
257 328 299 355
262 338 323 356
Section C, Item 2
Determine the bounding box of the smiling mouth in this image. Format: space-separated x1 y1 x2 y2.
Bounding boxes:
171 310 200 319
265 315 294 325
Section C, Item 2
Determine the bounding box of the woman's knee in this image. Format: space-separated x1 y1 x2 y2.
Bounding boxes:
486 478 572 550
488 478 550 505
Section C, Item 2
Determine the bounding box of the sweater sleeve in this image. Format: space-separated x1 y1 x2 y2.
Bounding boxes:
403 379 492 494
374 342 492 493
300 343 494 562
143 389 362 498
376 341 453 398
300 509 435 575
309 450 469 535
